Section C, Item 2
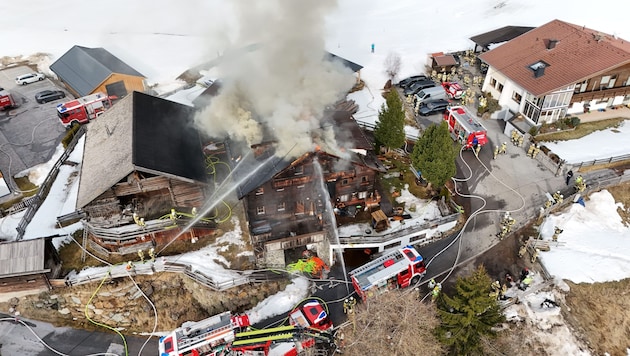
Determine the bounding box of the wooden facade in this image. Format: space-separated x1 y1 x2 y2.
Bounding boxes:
571 62 630 103
81 172 212 254
92 72 146 97
246 152 382 265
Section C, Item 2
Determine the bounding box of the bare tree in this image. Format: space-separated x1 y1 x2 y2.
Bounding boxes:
338 291 445 355
384 52 402 81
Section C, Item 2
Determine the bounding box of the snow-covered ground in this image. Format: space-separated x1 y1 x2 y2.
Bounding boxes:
541 121 630 164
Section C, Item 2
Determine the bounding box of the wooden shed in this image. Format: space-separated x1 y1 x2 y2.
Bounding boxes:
0 238 61 295
371 210 390 232
50 45 146 98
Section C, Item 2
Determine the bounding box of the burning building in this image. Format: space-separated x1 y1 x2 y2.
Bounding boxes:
226 103 386 267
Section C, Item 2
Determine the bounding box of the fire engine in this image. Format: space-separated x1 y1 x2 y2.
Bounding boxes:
56 92 114 127
441 82 464 99
443 105 488 149
349 245 426 302
0 89 17 110
158 300 334 356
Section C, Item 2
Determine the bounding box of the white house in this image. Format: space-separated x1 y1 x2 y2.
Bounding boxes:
478 19 630 126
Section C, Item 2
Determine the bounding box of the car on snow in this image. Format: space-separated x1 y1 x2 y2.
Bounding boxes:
403 80 437 96
398 75 428 88
35 90 66 104
417 99 450 116
15 73 45 85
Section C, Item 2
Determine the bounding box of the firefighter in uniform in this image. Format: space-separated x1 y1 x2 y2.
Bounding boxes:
518 244 527 258
499 142 507 154
517 135 524 147
431 283 442 301
531 248 540 263
493 145 499 159
527 143 535 157
531 144 541 158
474 143 481 156
552 226 564 242
148 247 156 262
552 191 562 204
137 249 145 263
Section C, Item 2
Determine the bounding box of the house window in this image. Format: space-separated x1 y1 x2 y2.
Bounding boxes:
600 75 611 85
256 206 265 215
294 166 304 175
341 179 349 185
497 83 504 92
361 176 368 183
512 91 522 104
490 77 497 87
255 187 264 195
339 194 349 202
277 202 286 212
358 191 368 199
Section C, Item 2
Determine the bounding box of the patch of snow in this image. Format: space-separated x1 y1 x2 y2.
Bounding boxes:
246 277 310 324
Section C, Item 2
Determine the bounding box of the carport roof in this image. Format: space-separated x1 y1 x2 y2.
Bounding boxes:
50 45 145 97
0 238 47 278
77 92 206 208
470 25 535 51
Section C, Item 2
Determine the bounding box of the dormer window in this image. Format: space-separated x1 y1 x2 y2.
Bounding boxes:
529 61 549 78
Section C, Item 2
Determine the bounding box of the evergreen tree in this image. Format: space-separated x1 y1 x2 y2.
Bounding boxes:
374 89 405 152
434 265 506 355
410 121 457 188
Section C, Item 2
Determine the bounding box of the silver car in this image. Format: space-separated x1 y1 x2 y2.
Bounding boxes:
15 73 45 85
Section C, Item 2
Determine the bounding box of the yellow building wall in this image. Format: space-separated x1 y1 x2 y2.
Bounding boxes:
91 73 146 96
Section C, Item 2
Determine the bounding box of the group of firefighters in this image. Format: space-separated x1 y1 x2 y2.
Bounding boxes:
544 190 565 209
526 143 542 159
510 129 525 147
496 211 516 240
493 142 508 159
125 247 157 271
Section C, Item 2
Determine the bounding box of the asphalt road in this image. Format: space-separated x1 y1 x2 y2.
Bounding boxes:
0 66 68 193
0 313 158 356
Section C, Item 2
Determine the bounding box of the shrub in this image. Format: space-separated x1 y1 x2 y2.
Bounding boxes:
529 126 540 136
570 116 581 127
61 125 81 149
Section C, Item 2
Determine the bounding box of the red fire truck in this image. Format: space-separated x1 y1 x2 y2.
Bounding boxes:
56 92 114 127
0 89 18 110
443 105 488 149
441 82 464 99
349 245 426 302
158 300 334 356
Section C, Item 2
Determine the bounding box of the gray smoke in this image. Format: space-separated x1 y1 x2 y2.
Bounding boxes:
194 0 356 158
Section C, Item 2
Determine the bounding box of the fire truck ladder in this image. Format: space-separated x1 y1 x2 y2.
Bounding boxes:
349 249 406 291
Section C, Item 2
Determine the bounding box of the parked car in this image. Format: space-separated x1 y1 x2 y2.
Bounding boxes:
403 80 436 96
398 75 428 88
15 73 45 85
35 90 66 104
417 99 450 116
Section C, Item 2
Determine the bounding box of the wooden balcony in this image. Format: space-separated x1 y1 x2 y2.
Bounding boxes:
571 86 630 103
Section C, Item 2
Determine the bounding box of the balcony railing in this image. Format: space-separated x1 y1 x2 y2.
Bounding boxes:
571 86 630 103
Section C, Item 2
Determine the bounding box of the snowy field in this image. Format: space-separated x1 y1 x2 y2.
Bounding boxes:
541 121 630 164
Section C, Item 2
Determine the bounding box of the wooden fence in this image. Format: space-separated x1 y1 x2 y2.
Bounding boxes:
569 153 630 170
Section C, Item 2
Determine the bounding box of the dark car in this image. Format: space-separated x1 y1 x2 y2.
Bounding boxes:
35 90 65 104
403 80 436 96
418 99 450 116
398 75 428 88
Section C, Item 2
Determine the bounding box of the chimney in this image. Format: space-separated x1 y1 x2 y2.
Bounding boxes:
546 39 558 49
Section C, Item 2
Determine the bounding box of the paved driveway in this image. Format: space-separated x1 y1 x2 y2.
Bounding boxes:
0 66 68 193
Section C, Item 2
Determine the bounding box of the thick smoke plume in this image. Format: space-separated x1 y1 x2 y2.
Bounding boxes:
194 0 356 159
